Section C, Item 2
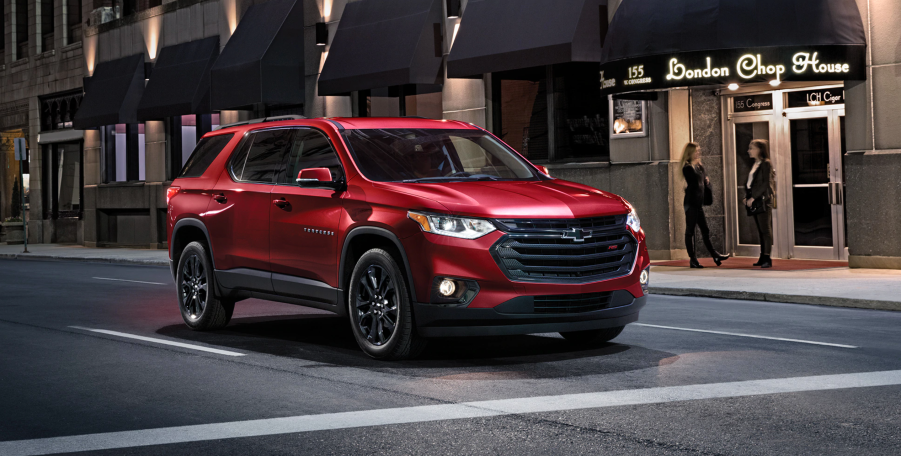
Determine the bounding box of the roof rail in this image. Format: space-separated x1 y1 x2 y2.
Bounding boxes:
215 114 306 130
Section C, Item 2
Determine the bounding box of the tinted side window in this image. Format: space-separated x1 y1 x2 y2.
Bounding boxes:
278 130 344 184
179 134 235 178
234 129 294 183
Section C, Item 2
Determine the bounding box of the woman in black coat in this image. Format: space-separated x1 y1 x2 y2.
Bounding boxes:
681 142 730 268
744 139 774 268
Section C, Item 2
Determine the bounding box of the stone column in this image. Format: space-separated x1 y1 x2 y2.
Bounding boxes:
83 129 101 247
144 120 166 249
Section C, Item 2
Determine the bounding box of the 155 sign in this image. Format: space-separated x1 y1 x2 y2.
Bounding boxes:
628 65 645 78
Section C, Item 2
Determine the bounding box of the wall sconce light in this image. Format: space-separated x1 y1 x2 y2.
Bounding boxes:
446 0 461 19
316 22 329 46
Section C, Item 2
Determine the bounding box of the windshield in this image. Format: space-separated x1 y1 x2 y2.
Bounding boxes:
342 129 540 183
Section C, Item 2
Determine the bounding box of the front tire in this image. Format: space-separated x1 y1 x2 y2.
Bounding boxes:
348 248 425 360
560 326 625 345
177 241 234 330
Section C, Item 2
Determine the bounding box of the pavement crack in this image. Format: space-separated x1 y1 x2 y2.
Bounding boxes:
498 412 731 456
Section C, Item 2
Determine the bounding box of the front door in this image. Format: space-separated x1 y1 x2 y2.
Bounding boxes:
729 116 778 258
269 128 345 295
783 109 847 260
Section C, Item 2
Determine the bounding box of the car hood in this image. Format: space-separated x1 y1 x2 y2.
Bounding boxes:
375 179 630 219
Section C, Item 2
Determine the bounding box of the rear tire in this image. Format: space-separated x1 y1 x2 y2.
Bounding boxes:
348 248 426 360
177 241 234 330
560 326 625 345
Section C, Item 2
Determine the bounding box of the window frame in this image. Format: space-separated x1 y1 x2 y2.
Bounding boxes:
227 127 297 185
275 127 347 187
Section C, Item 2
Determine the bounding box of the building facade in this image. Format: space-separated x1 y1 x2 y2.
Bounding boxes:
2 0 899 269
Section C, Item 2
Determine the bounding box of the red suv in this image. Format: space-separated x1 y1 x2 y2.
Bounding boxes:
168 117 650 360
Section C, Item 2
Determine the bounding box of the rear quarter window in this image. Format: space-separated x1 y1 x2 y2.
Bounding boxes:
178 133 235 178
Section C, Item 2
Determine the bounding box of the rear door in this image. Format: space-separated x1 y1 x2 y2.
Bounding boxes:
205 128 295 283
270 128 345 295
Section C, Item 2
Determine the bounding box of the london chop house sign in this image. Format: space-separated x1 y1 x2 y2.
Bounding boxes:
600 45 866 95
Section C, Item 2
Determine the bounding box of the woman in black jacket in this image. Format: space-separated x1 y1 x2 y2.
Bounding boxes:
681 142 730 268
745 139 774 268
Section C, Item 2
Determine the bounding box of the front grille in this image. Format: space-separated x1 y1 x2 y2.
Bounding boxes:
496 215 619 231
534 292 614 314
492 215 636 283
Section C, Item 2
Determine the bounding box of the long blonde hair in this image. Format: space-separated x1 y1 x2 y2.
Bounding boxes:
680 142 701 180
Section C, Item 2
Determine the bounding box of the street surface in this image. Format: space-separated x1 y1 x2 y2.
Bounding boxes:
1 259 900 455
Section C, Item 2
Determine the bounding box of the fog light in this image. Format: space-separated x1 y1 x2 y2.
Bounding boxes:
640 269 649 285
438 279 456 297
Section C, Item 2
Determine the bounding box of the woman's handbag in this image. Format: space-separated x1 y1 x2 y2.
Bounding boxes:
703 181 714 206
746 195 767 216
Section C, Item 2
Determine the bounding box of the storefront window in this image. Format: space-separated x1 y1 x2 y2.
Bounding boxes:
102 124 144 183
368 89 443 120
491 67 549 161
553 64 609 161
167 114 220 180
42 142 83 219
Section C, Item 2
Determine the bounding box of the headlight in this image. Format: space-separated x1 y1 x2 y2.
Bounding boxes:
626 208 641 232
408 212 497 239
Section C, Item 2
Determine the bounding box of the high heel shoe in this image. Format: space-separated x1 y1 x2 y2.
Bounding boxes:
712 252 731 267
689 258 704 269
759 255 772 269
753 254 764 266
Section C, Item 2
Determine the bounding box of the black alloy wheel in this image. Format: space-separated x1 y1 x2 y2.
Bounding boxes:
181 253 208 320
348 248 425 360
355 265 399 346
177 241 234 330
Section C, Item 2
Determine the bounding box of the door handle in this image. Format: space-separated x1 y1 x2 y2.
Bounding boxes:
213 193 227 204
273 198 290 209
827 183 834 205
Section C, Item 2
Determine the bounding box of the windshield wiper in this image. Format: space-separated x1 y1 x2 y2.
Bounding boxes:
401 174 500 183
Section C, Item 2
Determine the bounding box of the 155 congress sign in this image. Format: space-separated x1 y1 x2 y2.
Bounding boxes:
600 45 866 95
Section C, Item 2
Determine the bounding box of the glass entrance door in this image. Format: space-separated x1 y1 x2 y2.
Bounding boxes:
729 117 776 258
784 110 847 260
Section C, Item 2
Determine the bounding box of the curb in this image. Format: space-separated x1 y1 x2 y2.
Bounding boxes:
649 287 901 312
0 253 169 267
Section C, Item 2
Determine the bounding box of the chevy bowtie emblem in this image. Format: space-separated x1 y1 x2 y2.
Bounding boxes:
562 228 591 243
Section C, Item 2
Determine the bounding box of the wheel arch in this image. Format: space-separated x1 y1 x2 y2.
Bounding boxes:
340 227 417 302
171 218 216 279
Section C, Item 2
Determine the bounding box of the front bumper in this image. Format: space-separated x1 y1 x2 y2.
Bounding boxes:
414 291 646 338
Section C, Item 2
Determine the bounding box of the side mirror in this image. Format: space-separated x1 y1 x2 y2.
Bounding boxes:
297 168 343 190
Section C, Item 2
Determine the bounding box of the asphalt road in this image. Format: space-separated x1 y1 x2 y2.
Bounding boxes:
1 258 900 455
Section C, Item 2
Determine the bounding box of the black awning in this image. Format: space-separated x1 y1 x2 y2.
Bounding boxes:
317 0 445 96
136 36 219 121
599 0 867 94
210 0 304 110
72 54 145 129
447 0 605 79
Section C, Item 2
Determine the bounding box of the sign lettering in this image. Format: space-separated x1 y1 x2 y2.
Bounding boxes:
666 57 729 81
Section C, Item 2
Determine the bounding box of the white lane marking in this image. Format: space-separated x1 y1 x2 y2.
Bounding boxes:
68 327 245 357
93 277 167 286
3 369 900 456
633 323 858 349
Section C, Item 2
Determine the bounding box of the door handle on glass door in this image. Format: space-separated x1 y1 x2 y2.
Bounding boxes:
213 194 227 204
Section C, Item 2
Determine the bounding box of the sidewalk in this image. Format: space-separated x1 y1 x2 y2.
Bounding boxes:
1 244 898 311
650 257 901 311
0 244 168 266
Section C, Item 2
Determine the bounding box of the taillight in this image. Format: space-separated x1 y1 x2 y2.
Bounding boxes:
166 187 180 205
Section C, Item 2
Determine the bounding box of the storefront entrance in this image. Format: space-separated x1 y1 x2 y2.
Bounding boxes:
725 86 847 260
